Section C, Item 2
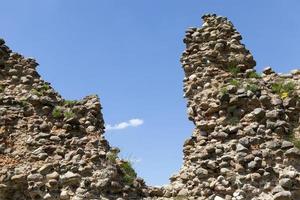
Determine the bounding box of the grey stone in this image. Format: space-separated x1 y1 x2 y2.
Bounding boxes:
211 131 228 139
273 191 291 200
281 141 294 149
38 163 53 175
60 172 81 185
27 173 43 181
236 143 248 152
177 188 189 196
272 185 285 195
195 168 209 179
252 108 265 120
239 137 250 148
279 178 293 189
285 148 300 157
227 85 237 93
263 67 274 75
214 196 225 200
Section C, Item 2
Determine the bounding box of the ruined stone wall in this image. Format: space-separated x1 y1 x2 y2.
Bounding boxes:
0 39 147 200
163 14 300 200
1 14 300 200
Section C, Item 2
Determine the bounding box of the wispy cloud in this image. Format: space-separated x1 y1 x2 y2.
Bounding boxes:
106 118 144 131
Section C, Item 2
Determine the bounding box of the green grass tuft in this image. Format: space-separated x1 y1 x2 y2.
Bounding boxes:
287 131 300 149
120 161 137 185
248 71 261 79
19 100 29 107
31 84 51 97
246 84 260 93
226 116 240 125
107 152 118 163
52 107 63 118
0 85 4 93
293 140 300 149
220 87 228 95
229 79 240 87
64 100 77 106
64 110 76 119
31 89 43 96
41 84 50 91
271 81 295 99
228 65 240 77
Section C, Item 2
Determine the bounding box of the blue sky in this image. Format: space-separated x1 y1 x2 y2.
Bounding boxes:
1 0 300 186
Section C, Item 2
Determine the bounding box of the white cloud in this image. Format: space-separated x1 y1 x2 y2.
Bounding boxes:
129 119 144 127
106 118 144 131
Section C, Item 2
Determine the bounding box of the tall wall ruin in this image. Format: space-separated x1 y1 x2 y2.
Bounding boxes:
164 14 300 200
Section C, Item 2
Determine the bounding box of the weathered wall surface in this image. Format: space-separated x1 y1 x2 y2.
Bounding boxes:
163 14 300 200
1 14 300 200
0 39 147 200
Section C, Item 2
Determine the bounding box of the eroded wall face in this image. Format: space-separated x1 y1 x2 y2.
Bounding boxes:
165 14 300 200
0 40 147 200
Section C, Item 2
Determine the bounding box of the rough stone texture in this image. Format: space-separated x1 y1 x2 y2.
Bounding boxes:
161 14 300 200
0 41 147 199
1 14 300 200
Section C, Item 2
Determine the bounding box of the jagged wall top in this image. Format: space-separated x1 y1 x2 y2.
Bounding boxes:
182 14 256 77
0 38 147 200
165 14 300 200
